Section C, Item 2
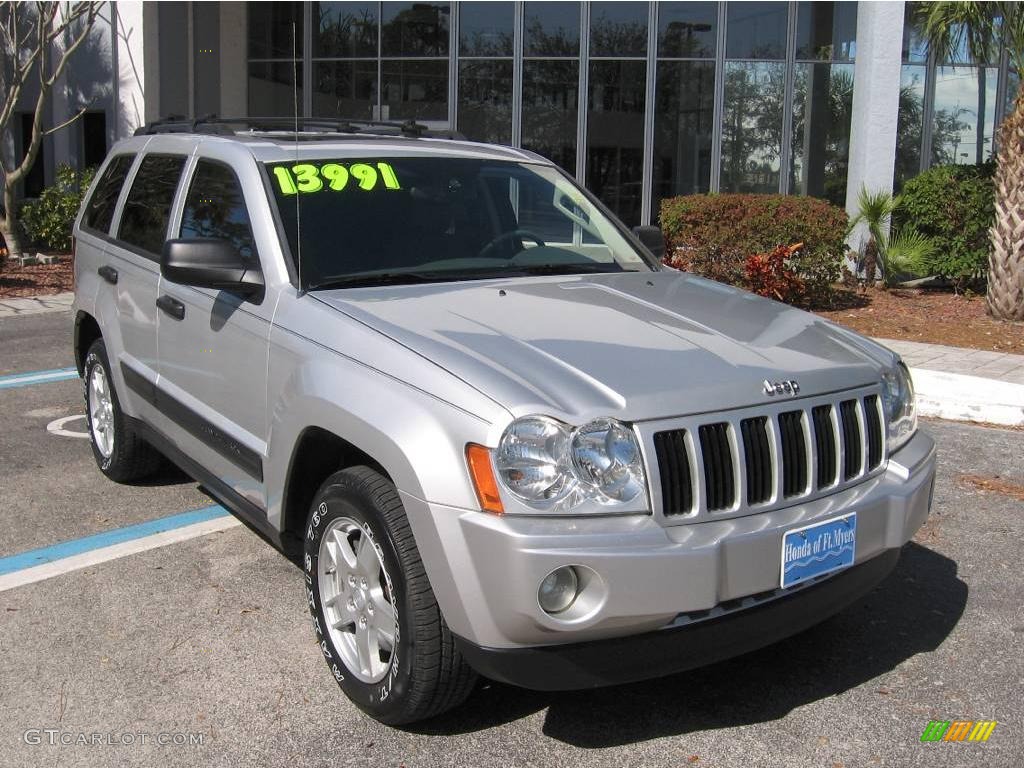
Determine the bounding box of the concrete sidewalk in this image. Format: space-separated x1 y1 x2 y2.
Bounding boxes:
878 338 1024 426
0 292 74 318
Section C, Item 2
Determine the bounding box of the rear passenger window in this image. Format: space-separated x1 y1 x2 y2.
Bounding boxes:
118 154 187 256
179 160 257 264
84 154 135 234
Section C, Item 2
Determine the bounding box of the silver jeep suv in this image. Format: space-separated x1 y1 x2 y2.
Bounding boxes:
72 117 935 725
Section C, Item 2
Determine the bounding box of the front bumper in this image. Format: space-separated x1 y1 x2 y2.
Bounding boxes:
401 429 935 662
454 547 900 690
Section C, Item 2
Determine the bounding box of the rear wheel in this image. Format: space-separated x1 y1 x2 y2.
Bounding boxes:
304 466 477 724
83 339 161 482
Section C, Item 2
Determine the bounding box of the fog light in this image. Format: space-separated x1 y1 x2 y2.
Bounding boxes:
538 566 579 614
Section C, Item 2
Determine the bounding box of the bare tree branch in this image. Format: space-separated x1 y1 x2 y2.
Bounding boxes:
44 105 87 135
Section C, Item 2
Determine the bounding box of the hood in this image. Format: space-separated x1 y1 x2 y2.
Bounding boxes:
314 271 895 422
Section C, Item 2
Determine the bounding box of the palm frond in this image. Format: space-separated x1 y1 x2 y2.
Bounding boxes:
884 228 938 285
920 1 1000 66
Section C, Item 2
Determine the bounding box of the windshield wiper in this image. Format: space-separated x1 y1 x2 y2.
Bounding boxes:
513 263 640 276
306 271 459 290
307 263 640 290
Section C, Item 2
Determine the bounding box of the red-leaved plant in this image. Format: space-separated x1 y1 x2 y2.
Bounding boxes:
744 243 806 304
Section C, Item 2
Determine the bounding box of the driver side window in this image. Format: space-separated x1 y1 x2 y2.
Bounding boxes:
180 160 257 265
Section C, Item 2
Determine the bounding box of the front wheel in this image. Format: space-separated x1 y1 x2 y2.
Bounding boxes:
304 466 477 725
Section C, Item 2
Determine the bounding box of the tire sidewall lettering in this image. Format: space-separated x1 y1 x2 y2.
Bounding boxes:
305 490 409 711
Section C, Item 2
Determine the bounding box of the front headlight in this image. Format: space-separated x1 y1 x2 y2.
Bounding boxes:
881 360 917 453
495 415 647 511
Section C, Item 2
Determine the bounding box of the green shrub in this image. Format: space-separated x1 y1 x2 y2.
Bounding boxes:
659 194 848 307
19 164 95 253
893 162 994 289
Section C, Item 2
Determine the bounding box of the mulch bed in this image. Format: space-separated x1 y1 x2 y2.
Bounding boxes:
0 256 74 298
815 286 1024 355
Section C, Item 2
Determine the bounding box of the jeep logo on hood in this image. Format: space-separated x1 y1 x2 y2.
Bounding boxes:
764 379 800 397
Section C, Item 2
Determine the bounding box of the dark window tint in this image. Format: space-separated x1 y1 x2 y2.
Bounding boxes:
314 2 378 58
589 2 647 58
459 2 514 57
381 2 450 56
524 2 580 57
84 154 135 233
180 160 257 264
313 60 377 119
726 2 788 60
796 1 857 61
248 1 303 58
118 155 187 256
249 61 304 118
658 2 717 59
81 111 108 169
458 60 513 143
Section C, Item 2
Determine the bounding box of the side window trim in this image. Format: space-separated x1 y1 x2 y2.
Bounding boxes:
106 140 150 242
177 155 262 269
79 145 146 239
112 150 191 262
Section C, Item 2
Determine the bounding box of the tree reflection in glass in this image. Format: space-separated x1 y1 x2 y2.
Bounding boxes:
720 62 785 193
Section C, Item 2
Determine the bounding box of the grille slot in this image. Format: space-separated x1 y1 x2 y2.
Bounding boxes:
779 410 808 498
839 399 862 480
740 416 772 504
864 395 883 469
699 423 735 511
653 429 693 516
811 404 837 488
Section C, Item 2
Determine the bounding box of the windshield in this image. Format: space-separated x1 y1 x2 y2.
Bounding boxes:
265 157 655 290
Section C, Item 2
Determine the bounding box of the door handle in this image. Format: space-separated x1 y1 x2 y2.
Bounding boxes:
156 294 185 320
98 265 118 285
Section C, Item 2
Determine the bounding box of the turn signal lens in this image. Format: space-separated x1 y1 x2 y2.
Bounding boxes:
466 443 504 514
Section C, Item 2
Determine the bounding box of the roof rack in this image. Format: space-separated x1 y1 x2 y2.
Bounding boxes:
133 115 466 140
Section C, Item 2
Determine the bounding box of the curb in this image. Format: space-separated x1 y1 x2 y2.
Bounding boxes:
909 367 1024 427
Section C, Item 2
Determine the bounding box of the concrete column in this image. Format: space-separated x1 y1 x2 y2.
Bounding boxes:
219 2 247 118
142 1 160 123
844 1 905 251
114 2 147 135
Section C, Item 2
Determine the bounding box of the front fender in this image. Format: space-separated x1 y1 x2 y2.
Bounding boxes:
264 337 511 530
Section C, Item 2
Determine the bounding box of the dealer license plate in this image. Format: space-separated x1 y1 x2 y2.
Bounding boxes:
780 512 857 589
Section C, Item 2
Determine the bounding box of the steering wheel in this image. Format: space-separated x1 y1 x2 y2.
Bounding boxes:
478 229 546 260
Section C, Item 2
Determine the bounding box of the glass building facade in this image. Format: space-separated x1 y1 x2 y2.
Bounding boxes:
246 1 1017 226
895 1 1018 190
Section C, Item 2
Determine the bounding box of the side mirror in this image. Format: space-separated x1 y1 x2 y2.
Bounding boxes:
161 238 264 297
632 225 666 261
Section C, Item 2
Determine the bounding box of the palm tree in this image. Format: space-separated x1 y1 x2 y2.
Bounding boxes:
921 2 1024 320
849 187 900 286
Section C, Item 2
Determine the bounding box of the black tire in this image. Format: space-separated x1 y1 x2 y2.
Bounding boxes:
83 338 161 482
304 466 477 725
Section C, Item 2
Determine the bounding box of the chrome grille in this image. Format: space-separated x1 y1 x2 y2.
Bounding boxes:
647 385 886 524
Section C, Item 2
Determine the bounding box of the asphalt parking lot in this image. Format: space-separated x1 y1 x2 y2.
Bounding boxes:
1 309 1022 768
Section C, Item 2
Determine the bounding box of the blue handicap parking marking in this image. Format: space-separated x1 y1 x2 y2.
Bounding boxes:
0 366 79 390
